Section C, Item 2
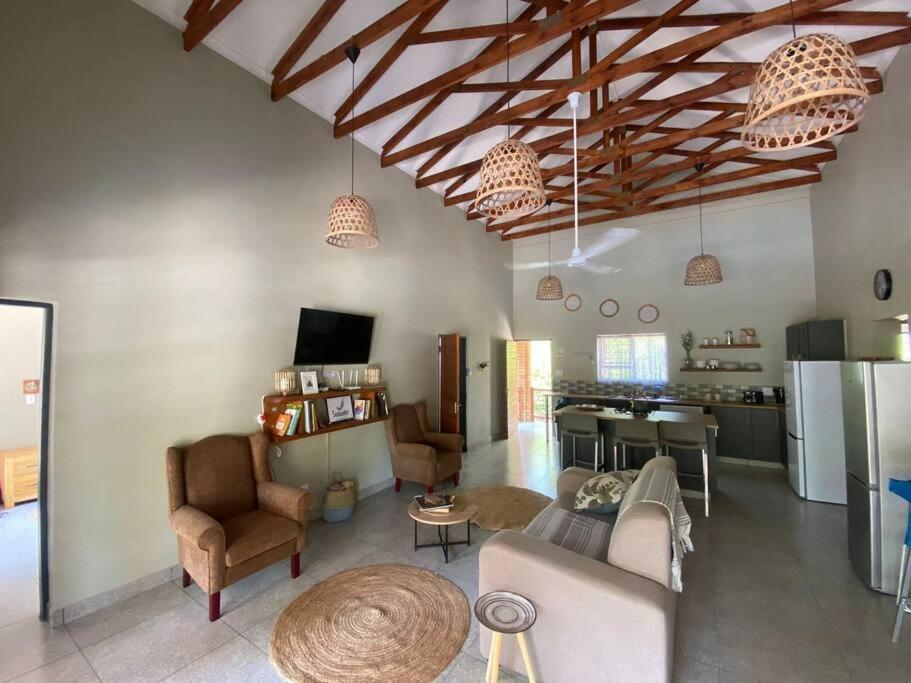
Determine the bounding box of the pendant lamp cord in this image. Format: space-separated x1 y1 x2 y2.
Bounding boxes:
505 0 511 138
697 166 705 255
350 52 355 196
546 202 552 275
572 96 579 252
788 0 797 40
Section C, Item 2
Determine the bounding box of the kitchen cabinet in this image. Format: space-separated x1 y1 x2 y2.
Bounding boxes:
710 406 784 463
786 320 846 360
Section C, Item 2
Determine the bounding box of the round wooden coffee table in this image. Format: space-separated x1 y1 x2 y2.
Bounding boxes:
408 499 477 564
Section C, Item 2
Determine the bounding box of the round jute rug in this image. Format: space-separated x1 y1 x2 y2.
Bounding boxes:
454 485 552 531
270 564 469 683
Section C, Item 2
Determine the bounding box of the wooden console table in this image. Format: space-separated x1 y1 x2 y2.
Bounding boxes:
0 446 38 509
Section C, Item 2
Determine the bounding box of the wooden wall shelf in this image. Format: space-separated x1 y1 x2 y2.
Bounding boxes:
262 386 387 443
698 344 761 349
680 368 762 373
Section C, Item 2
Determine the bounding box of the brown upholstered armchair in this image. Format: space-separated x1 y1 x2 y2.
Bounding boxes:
166 432 314 621
385 401 464 493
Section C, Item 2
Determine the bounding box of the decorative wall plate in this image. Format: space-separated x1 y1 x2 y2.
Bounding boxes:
874 269 892 301
599 298 619 317
637 304 659 324
564 294 582 312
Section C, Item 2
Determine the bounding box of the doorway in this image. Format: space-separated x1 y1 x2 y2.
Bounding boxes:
506 340 552 437
0 300 52 623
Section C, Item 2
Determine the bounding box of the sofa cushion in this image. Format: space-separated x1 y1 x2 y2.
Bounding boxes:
222 510 299 567
524 506 612 563
392 404 424 444
574 470 639 515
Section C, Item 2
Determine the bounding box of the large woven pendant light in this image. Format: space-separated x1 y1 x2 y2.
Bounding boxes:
741 1 868 151
536 200 563 301
684 163 722 286
475 0 545 219
325 44 379 249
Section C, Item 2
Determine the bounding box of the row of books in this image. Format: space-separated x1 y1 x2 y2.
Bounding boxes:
272 400 326 437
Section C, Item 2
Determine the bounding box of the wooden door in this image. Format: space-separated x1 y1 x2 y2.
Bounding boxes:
506 340 518 438
439 333 461 435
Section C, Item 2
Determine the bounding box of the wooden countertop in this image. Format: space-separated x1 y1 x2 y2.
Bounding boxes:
555 405 719 431
537 389 784 411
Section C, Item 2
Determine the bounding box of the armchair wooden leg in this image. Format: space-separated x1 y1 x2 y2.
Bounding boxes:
208 592 221 622
394 478 402 492
427 485 434 494
181 569 191 588
291 552 301 579
452 472 460 486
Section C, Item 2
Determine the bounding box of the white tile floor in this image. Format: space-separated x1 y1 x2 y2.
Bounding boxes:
0 503 40 631
1 424 910 681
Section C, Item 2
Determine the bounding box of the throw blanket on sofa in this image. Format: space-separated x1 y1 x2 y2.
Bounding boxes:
525 506 613 563
618 466 692 592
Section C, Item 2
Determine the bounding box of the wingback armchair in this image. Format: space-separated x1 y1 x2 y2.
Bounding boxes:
166 432 314 621
385 401 463 493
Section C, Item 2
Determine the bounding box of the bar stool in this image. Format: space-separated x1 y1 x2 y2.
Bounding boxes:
658 421 710 517
611 419 660 471
890 478 911 642
558 413 602 471
475 591 537 683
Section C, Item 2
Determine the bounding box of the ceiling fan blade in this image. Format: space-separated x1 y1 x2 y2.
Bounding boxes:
583 263 621 275
507 260 555 271
581 227 639 259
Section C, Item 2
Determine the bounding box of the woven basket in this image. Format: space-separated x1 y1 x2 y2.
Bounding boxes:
536 274 564 300
326 194 379 249
742 33 869 151
684 254 723 286
476 140 546 219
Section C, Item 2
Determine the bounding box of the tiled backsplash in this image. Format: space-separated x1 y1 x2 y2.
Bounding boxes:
554 379 772 402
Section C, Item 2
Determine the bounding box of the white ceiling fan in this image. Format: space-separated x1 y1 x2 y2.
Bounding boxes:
509 227 636 274
566 90 590 269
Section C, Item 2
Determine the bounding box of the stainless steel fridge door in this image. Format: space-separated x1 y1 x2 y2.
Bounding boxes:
787 431 805 498
846 472 880 590
841 362 876 486
784 361 802 439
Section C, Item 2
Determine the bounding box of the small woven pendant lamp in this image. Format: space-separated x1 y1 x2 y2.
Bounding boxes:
536 201 563 301
742 1 868 151
684 164 723 286
476 0 545 219
326 44 379 249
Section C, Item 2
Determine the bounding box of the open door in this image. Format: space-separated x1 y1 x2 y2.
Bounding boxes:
439 333 461 436
506 340 518 439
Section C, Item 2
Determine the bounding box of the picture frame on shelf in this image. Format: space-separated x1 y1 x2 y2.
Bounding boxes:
326 395 354 423
353 399 368 420
299 371 319 395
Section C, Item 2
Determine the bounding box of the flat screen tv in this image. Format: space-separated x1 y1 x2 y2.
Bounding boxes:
293 308 375 365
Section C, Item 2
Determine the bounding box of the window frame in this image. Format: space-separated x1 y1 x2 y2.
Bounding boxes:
596 332 669 385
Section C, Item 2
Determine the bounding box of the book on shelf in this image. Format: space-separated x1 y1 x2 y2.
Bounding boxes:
353 399 367 421
285 402 303 436
375 392 387 417
272 413 292 437
413 493 455 512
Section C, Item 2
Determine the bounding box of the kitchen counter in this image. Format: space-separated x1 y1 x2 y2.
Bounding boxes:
536 389 784 412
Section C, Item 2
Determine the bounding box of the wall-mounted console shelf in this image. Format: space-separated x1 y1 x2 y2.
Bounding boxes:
262 386 387 443
698 344 761 349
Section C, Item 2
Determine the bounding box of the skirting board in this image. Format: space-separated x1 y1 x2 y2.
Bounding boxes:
52 476 396 625
717 456 784 470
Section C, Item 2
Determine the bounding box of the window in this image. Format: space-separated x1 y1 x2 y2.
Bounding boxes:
597 333 668 384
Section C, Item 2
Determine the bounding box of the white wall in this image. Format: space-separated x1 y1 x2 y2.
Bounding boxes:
811 45 911 358
513 191 818 386
0 306 44 451
0 0 511 611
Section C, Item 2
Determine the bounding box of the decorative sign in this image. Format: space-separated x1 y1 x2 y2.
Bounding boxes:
326 395 354 423
23 379 40 395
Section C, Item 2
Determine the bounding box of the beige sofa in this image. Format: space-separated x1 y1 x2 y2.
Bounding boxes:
478 456 678 682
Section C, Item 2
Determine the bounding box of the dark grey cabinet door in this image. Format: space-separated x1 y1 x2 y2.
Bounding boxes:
750 409 782 463
786 324 803 360
712 407 752 459
805 320 846 360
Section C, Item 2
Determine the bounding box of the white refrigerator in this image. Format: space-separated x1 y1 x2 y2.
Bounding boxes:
784 361 847 504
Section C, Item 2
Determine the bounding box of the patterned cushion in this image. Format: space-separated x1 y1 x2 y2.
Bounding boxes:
524 506 613 563
574 470 640 515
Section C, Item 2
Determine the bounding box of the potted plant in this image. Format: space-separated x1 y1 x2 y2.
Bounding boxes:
680 330 695 368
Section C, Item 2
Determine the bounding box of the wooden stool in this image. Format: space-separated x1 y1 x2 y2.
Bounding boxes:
475 591 537 683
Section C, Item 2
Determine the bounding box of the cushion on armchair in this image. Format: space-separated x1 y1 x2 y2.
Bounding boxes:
223 510 299 567
574 470 640 515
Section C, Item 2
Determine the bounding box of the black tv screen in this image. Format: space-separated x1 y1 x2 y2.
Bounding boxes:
293 308 374 365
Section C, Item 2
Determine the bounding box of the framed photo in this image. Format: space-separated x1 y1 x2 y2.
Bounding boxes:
326 395 354 423
299 371 319 395
365 366 381 386
353 399 368 420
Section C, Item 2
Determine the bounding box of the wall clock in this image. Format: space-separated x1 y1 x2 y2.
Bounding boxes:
638 304 660 324
599 298 619 317
564 294 582 312
874 269 892 301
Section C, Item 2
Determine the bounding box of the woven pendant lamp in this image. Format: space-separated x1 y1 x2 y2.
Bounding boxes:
536 201 563 301
476 0 545 219
742 3 868 151
326 45 379 249
684 164 722 286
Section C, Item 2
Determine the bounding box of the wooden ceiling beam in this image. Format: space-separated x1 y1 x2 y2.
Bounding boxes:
594 10 911 31
271 0 346 83
333 1 447 124
453 79 570 93
409 21 539 45
182 0 245 51
335 0 644 138
271 0 442 102
501 175 822 240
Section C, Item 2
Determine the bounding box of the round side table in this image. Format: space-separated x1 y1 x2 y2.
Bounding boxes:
475 591 537 683
407 499 477 564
